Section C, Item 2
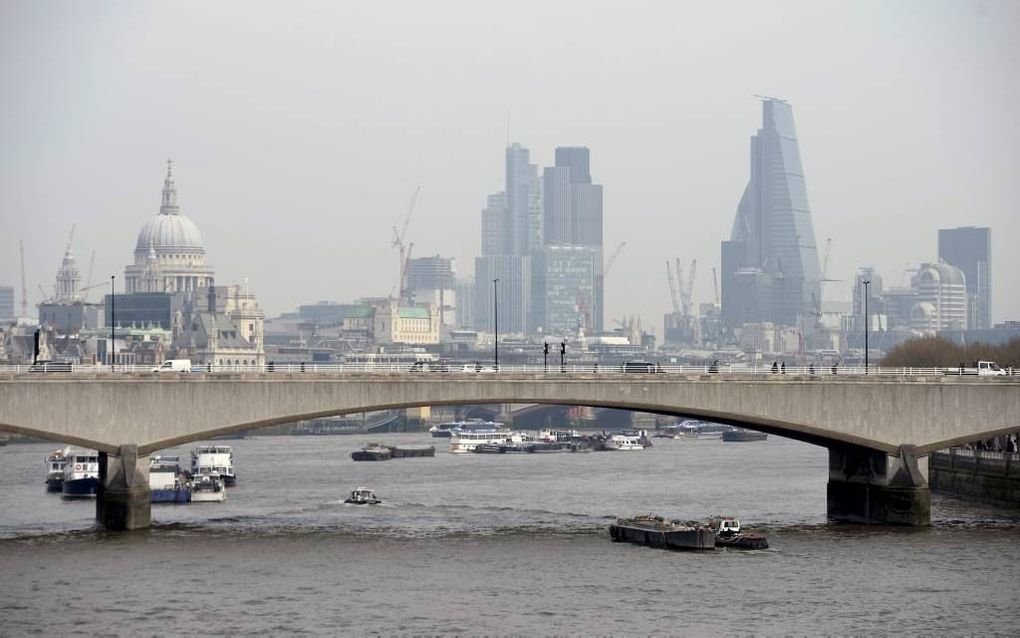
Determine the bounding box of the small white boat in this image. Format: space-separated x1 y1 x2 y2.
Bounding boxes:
344 487 381 505
190 473 227 503
604 434 645 451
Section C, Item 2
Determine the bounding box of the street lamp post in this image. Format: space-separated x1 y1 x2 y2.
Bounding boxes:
110 275 116 370
862 279 870 374
493 278 499 371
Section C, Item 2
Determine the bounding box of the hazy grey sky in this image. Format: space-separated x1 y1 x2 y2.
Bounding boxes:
2 0 1017 330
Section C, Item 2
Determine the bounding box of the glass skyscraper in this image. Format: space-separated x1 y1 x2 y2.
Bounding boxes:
722 98 821 329
938 226 991 329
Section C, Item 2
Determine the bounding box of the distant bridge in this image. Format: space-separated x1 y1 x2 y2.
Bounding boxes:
1 366 1017 530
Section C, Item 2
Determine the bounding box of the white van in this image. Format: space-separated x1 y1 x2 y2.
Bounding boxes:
152 359 192 373
977 361 1007 377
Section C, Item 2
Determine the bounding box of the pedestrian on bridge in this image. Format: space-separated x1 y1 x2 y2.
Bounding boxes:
771 361 779 374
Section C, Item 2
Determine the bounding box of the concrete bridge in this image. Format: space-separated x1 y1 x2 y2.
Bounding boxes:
1 371 1017 530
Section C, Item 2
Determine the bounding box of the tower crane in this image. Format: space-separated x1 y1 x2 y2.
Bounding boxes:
603 241 626 279
680 259 697 319
391 186 421 303
666 260 680 313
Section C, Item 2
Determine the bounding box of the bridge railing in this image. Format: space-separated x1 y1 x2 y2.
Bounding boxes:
1 362 1016 378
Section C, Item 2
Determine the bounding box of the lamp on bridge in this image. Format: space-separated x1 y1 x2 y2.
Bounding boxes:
110 275 116 370
493 277 499 371
862 279 870 374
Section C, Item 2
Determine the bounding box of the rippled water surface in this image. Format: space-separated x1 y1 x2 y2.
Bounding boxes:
1 433 1018 634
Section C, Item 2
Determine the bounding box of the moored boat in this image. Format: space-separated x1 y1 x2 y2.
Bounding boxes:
721 428 767 442
604 433 646 451
61 448 99 499
344 487 381 505
149 456 191 503
44 448 68 493
191 473 227 502
449 426 513 453
192 445 237 486
609 515 716 550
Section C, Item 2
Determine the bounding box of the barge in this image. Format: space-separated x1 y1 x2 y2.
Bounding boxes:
721 428 767 442
609 515 716 550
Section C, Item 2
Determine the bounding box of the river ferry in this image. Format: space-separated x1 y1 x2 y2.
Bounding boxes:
449 426 513 453
149 456 191 503
609 515 716 550
61 448 99 498
430 418 504 438
44 448 68 492
192 445 236 486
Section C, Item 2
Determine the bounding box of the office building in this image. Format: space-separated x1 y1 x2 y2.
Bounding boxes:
0 286 15 324
938 226 991 329
474 255 531 334
721 98 822 329
532 245 598 335
406 255 457 325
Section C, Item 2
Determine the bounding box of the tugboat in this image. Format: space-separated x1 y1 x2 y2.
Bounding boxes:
344 487 381 505
44 448 68 493
710 517 769 549
609 515 716 550
351 443 392 461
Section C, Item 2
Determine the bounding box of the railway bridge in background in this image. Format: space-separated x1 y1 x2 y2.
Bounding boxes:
1 370 1017 530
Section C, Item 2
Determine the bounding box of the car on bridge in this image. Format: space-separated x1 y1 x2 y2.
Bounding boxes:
621 361 665 374
28 361 73 373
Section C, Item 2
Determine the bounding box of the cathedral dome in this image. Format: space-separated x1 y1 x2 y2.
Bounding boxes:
135 212 204 252
134 160 205 253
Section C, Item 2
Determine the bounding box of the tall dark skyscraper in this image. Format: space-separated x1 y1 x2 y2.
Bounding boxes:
721 98 821 329
938 226 992 329
539 146 604 333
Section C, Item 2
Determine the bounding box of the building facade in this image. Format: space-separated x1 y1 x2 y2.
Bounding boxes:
474 255 531 334
373 300 440 345
531 245 597 335
938 226 991 329
721 98 822 330
0 286 16 324
406 256 457 326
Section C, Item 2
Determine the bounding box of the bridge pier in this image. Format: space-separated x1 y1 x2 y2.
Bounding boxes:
827 445 930 526
96 445 151 531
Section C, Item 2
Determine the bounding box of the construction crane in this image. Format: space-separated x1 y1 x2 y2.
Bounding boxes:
391 186 421 303
19 240 28 318
680 259 697 319
603 241 626 279
665 260 680 312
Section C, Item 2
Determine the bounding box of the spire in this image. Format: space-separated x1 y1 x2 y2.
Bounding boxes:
160 158 180 215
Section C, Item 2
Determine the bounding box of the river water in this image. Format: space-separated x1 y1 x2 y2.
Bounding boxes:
1 433 1018 635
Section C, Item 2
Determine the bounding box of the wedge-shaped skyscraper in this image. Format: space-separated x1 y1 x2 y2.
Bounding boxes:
721 98 821 329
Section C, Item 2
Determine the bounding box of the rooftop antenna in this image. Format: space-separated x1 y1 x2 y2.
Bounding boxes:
19 239 28 318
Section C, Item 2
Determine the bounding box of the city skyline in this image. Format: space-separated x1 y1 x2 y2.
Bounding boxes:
1 1 1018 328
